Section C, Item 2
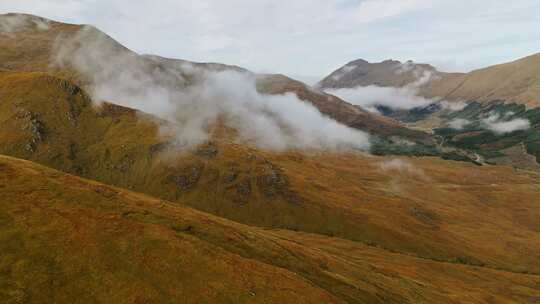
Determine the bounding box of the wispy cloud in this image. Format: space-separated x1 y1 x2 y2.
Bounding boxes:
54 26 370 152
0 13 50 34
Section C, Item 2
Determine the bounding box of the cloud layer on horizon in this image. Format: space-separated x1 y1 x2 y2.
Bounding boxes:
1 0 539 80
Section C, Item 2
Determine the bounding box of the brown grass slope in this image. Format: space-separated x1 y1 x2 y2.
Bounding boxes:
433 53 540 107
2 154 540 303
0 13 434 145
2 71 540 277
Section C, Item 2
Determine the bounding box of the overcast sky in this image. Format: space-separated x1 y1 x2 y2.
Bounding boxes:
1 0 540 82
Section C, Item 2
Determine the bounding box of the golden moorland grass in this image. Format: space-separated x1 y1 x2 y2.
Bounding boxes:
2 154 540 303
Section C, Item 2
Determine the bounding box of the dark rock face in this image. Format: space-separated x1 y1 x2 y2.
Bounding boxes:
168 165 203 191
223 167 239 183
17 110 45 153
257 162 288 199
194 142 218 158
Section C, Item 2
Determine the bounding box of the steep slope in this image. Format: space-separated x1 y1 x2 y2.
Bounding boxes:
438 53 540 108
2 154 540 303
2 71 540 277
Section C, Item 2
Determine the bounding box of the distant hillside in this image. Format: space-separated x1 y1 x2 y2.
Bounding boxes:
434 53 540 108
320 54 540 108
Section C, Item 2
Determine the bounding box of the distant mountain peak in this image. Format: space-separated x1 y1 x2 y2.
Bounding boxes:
319 58 440 90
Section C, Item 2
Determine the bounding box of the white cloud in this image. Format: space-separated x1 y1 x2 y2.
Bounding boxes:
482 113 531 134
326 85 434 112
324 69 438 111
0 13 50 34
440 100 467 112
2 0 539 78
448 118 470 130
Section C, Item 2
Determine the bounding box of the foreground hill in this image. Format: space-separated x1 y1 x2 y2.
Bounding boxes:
2 154 540 303
2 71 540 278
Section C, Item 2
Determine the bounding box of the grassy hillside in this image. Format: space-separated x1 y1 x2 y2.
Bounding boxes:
2 154 540 303
2 71 540 277
436 53 540 108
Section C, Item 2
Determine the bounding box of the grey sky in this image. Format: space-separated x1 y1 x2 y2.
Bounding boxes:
1 0 540 82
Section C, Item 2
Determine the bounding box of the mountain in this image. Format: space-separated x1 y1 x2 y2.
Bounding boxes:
319 59 452 89
319 54 540 108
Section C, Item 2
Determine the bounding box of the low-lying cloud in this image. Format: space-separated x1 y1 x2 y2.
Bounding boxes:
440 100 467 112
54 26 370 151
448 118 470 130
324 65 442 113
482 113 531 134
326 84 435 113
